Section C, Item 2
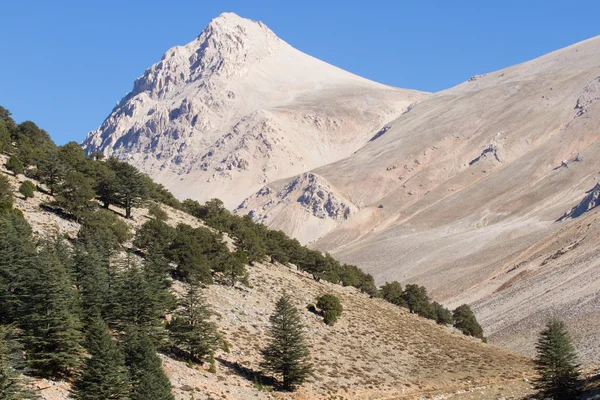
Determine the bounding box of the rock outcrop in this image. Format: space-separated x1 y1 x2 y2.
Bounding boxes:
83 12 424 207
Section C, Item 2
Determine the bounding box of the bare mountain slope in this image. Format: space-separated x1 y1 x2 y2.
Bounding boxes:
83 12 424 208
239 36 600 363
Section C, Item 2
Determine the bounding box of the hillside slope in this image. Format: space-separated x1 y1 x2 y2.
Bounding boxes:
83 12 424 208
0 160 534 400
238 35 600 363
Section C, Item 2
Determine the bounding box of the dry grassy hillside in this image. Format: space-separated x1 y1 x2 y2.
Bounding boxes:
0 161 535 400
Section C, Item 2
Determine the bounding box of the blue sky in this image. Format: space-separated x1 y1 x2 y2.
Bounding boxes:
1 0 598 145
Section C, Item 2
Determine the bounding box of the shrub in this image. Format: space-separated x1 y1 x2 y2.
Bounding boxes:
316 294 343 326
19 180 36 199
148 203 168 221
452 304 484 339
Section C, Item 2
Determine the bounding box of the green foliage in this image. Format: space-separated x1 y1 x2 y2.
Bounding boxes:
116 258 167 345
134 219 177 254
167 224 227 284
0 175 13 211
534 319 581 399
73 241 112 324
261 295 312 391
5 156 23 176
207 353 216 374
402 284 431 316
106 157 149 218
54 171 96 219
19 237 83 378
18 180 35 199
0 325 37 399
452 304 484 340
0 209 35 324
214 249 248 286
316 294 343 326
78 209 132 253
35 147 64 195
168 284 220 363
71 317 130 400
379 281 406 307
149 203 168 221
123 327 174 400
431 301 454 325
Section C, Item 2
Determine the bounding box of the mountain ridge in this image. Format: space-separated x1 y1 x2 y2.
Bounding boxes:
83 12 424 208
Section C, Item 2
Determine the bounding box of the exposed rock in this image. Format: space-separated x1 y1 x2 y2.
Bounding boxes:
575 76 600 116
236 172 357 223
82 12 424 207
559 182 600 220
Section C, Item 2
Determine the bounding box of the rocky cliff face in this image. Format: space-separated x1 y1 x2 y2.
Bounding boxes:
83 12 424 208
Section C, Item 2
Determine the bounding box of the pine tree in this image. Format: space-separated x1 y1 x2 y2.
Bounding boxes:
0 209 35 324
452 304 484 340
35 147 63 196
379 281 406 307
73 242 111 324
0 325 37 399
123 327 174 400
5 156 24 176
18 180 35 200
107 157 149 219
117 258 166 345
19 238 83 378
54 171 95 220
0 175 13 212
71 317 130 400
534 319 581 399
261 295 312 391
168 284 219 363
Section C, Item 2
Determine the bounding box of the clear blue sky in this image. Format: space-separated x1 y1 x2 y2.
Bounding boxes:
1 0 598 145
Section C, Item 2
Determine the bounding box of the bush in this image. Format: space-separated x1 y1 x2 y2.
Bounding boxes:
5 156 24 176
148 203 168 221
453 304 484 339
19 180 36 199
316 294 343 326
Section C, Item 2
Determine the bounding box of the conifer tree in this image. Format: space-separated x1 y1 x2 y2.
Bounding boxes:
73 242 110 324
452 304 484 340
18 180 35 200
19 238 83 378
107 157 149 219
0 175 13 212
168 284 219 363
402 284 431 316
71 317 130 400
0 209 35 324
54 171 95 219
0 325 37 399
379 281 406 307
35 147 63 196
5 156 24 176
534 319 581 399
123 327 174 400
117 258 166 345
261 295 312 391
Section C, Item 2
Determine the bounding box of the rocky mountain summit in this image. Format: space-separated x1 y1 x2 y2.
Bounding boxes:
83 12 424 208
